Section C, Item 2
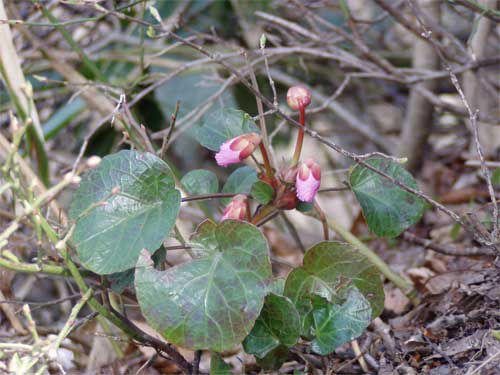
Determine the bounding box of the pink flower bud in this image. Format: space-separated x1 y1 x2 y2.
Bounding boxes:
295 158 321 202
286 86 312 111
221 194 248 221
215 133 262 167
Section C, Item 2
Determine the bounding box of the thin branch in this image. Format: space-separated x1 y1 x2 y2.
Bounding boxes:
181 193 237 202
402 232 495 257
160 100 180 159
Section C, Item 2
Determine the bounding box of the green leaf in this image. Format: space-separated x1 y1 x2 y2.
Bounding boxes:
350 158 425 237
311 288 371 355
256 346 290 371
284 241 384 338
181 169 219 195
251 180 274 204
189 219 219 258
210 353 232 374
69 150 180 274
135 220 273 351
268 277 285 295
195 108 260 151
243 293 300 358
108 269 134 294
221 166 258 205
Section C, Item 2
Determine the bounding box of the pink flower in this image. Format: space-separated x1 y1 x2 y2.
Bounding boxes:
215 133 262 167
296 158 321 202
221 194 248 221
286 86 312 111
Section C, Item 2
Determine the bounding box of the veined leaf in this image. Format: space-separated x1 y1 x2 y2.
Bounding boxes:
311 288 371 355
284 241 384 354
350 158 425 237
181 169 219 195
243 293 300 358
135 220 272 351
221 166 258 205
69 150 180 274
251 180 274 205
195 108 260 151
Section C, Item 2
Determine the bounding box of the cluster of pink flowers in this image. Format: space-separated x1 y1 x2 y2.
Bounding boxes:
215 85 320 221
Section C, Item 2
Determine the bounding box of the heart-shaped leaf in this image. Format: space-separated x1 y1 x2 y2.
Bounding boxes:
221 166 258 205
195 108 260 151
69 150 180 274
251 180 274 205
135 220 272 351
311 288 371 355
350 158 425 237
284 241 384 339
243 293 300 358
181 169 219 195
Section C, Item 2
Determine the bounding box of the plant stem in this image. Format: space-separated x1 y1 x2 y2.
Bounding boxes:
291 105 305 166
181 192 237 202
53 288 93 350
259 143 274 180
251 204 276 225
0 256 71 276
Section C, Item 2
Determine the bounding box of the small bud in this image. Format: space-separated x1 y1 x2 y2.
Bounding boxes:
260 34 267 49
295 158 321 202
215 133 262 167
286 86 311 111
221 194 248 222
9 111 20 135
86 155 101 169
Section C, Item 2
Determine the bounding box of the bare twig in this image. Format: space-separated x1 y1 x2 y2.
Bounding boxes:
160 100 180 159
402 232 495 256
181 193 238 202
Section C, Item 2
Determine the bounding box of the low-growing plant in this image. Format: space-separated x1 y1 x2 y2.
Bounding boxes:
67 85 426 371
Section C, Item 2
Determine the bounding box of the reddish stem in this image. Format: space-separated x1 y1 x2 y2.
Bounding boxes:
291 104 306 166
259 143 274 180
